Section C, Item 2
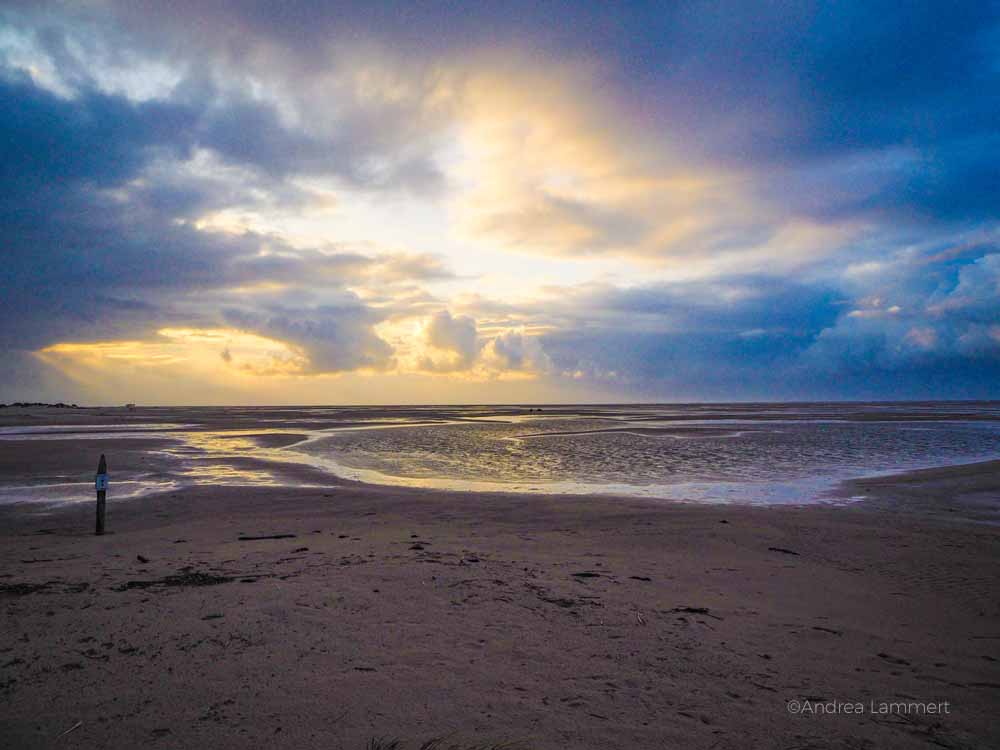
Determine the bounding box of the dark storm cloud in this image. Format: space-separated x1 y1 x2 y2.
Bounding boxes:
655 1 1000 227
855 136 1000 223
529 276 842 396
109 0 998 228
621 2 999 153
182 82 442 192
0 68 426 372
588 277 843 335
100 0 626 63
534 245 1000 400
0 5 447 191
0 73 207 349
0 72 193 190
2 1 999 400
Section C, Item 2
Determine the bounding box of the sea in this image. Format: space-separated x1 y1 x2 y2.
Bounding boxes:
1 402 998 506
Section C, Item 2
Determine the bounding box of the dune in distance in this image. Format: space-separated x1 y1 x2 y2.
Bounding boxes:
1 402 998 749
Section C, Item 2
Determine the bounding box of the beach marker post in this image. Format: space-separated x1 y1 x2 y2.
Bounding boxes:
95 454 108 535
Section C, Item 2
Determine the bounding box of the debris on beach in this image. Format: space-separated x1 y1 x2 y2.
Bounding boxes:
114 570 234 591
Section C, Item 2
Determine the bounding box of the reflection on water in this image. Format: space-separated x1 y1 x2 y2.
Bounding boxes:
173 462 282 485
0 403 997 506
0 479 178 505
287 414 1000 503
0 428 306 505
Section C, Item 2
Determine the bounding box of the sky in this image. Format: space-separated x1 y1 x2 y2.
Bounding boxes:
1 1 998 405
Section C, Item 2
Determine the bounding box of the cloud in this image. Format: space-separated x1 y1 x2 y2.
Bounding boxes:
1 2 998 402
0 58 455 376
524 245 1000 399
368 253 455 283
222 299 395 374
418 310 479 372
479 331 552 376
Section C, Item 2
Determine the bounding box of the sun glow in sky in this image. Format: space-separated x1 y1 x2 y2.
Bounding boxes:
2 3 999 403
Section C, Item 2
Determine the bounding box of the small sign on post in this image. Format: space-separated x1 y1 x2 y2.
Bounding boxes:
95 454 108 535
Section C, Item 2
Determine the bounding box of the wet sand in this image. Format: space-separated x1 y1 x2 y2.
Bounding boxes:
2 433 999 749
839 459 1000 525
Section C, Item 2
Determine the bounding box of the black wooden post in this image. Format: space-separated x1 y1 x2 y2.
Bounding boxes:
95 454 108 535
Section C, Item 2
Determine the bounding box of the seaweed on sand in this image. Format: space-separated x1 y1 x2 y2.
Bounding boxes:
114 570 234 591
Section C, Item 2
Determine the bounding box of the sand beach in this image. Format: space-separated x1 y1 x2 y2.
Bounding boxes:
1 407 998 749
